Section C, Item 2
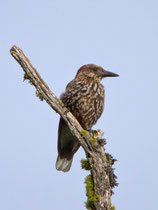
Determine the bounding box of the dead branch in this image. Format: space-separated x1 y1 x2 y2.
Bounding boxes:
10 45 117 210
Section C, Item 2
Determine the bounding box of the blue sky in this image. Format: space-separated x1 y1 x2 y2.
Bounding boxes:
1 0 158 210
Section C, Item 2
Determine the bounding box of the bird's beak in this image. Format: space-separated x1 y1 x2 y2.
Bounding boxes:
102 70 119 78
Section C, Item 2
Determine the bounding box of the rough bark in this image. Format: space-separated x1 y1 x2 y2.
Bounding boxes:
10 45 117 210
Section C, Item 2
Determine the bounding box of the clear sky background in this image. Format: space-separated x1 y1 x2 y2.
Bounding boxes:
1 0 158 210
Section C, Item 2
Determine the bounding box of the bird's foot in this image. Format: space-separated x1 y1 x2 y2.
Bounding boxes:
87 129 106 146
87 129 98 138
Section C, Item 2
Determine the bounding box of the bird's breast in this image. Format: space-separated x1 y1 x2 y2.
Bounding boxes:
62 81 105 130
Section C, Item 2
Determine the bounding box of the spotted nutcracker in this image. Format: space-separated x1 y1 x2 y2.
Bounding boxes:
56 64 119 172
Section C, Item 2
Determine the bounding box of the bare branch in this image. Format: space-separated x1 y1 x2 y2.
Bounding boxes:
10 45 117 210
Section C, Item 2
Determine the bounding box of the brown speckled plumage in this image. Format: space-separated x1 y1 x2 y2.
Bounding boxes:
56 64 119 172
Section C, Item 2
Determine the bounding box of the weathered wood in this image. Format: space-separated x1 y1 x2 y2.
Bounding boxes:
10 45 116 210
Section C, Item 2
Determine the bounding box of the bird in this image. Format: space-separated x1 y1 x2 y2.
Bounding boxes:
56 64 119 172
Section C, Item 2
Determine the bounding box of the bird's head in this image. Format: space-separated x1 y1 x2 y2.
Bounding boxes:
76 64 119 82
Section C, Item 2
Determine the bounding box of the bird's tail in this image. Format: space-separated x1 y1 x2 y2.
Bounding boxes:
56 155 73 172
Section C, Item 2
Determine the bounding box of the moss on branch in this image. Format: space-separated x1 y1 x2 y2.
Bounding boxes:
85 175 100 209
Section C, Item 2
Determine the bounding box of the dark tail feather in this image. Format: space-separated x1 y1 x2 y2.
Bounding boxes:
56 155 73 172
56 117 80 172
